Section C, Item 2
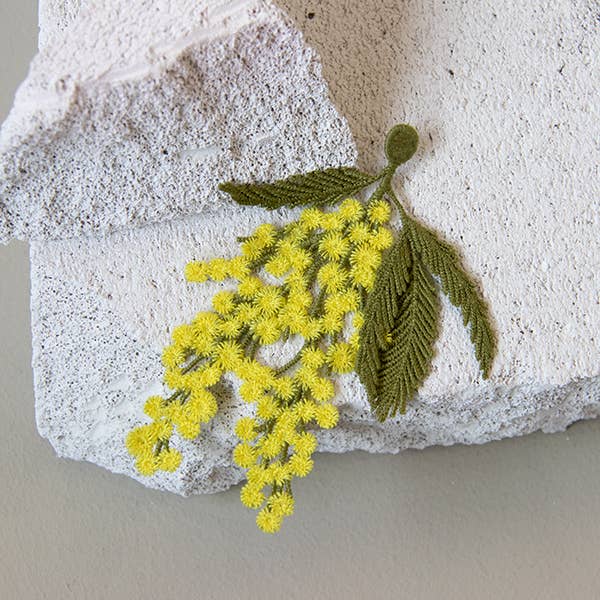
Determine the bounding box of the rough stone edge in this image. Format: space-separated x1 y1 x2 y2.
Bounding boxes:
182 374 600 496
39 371 600 497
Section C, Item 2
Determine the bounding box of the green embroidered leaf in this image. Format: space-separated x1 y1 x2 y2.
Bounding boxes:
357 232 440 421
375 257 440 420
356 231 437 421
407 220 496 378
219 167 379 210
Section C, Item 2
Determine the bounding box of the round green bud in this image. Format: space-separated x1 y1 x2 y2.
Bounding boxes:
384 124 419 166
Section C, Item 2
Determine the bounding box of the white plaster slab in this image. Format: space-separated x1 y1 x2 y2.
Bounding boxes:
5 0 600 495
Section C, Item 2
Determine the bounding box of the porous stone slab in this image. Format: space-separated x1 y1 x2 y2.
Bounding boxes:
8 0 600 495
0 0 355 243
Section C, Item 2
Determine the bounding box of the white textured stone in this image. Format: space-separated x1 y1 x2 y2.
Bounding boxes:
1 0 355 242
6 0 600 496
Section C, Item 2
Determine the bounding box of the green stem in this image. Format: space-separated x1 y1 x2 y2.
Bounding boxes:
248 338 259 360
385 186 410 223
274 351 303 376
369 167 395 204
181 356 204 375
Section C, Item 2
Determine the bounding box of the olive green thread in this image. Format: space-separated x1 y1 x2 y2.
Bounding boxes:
405 217 496 378
219 166 380 209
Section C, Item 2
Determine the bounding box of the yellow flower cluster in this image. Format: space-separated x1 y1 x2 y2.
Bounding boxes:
126 196 393 532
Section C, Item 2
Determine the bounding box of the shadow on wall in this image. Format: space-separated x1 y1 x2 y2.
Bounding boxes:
278 0 434 172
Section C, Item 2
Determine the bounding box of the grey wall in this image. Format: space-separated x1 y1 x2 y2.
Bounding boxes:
1 2 599 598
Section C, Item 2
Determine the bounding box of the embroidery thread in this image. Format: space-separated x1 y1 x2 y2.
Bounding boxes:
126 124 496 533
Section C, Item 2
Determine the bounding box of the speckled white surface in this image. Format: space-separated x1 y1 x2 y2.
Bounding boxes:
0 0 355 243
8 0 600 495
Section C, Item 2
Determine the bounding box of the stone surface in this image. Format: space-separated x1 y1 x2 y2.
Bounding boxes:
5 0 600 495
0 0 355 243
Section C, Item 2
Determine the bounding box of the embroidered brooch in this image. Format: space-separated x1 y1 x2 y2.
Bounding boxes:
126 125 496 533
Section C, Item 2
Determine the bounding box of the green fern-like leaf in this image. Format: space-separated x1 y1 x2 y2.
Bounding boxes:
407 220 496 377
219 167 379 210
356 233 412 401
376 257 440 420
357 233 441 419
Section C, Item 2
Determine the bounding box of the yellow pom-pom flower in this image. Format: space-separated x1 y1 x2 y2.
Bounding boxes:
317 263 348 293
271 376 295 401
370 227 394 250
295 365 319 389
269 492 295 517
236 303 260 324
289 454 314 477
294 400 317 423
350 243 382 272
353 312 365 330
293 431 318 456
207 257 231 281
368 199 392 224
143 395 165 419
233 443 256 468
220 317 242 339
156 447 182 472
161 344 186 369
339 198 364 222
227 256 250 280
349 222 371 244
319 232 349 261
289 249 312 272
239 381 262 403
195 363 222 387
310 377 335 402
136 455 158 477
254 319 281 344
214 341 244 371
301 346 326 369
189 388 218 422
299 207 323 230
240 483 265 509
256 507 283 534
264 255 288 277
256 286 283 316
254 223 277 243
269 462 292 487
256 395 279 420
321 311 344 335
299 317 322 341
212 291 236 315
315 404 339 429
258 434 283 459
241 238 267 261
235 417 257 442
238 276 263 299
191 311 221 341
184 261 209 283
247 465 270 488
175 415 201 440
163 370 186 390
327 343 356 374
320 212 344 231
125 427 153 457
170 323 194 349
